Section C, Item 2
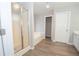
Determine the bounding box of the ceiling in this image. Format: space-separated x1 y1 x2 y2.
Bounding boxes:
34 2 78 16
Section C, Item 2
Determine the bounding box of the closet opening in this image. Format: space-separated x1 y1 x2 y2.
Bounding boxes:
45 16 52 41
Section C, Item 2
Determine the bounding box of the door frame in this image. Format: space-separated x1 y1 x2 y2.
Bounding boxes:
0 36 4 56
44 15 55 42
0 15 4 55
54 11 71 45
0 2 14 56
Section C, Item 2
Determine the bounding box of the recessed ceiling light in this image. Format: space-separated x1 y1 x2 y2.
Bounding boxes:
46 4 50 8
13 3 20 10
46 2 50 8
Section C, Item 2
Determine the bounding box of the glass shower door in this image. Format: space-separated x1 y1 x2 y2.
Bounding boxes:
12 3 29 53
12 4 23 53
20 8 29 48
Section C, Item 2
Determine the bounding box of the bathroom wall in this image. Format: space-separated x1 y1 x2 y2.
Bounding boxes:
34 15 45 34
34 13 53 35
70 4 79 43
0 2 14 56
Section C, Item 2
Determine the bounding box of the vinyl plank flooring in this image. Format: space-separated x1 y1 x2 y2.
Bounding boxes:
23 38 79 56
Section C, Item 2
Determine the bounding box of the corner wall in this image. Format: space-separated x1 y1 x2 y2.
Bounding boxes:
70 4 79 44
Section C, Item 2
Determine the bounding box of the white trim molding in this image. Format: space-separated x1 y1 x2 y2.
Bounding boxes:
44 15 55 42
53 40 72 45
14 46 30 56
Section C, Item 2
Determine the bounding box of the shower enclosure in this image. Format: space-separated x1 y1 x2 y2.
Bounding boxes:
11 3 29 53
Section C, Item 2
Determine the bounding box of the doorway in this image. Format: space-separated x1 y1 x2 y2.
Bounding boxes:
0 16 5 56
45 16 52 41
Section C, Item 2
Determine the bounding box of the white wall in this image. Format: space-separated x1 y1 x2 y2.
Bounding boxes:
34 15 45 35
70 4 79 43
54 4 79 44
34 14 53 34
0 2 14 56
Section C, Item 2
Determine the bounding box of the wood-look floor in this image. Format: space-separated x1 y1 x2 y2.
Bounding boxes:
23 38 79 56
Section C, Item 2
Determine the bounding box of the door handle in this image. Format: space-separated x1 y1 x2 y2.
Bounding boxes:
0 29 6 36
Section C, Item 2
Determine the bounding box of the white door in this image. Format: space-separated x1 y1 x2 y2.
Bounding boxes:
0 20 4 56
55 11 70 44
0 35 4 56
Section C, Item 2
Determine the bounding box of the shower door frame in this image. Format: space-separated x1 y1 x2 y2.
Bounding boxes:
13 4 30 56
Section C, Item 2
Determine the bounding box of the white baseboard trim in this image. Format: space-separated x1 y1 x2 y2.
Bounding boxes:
34 36 44 46
53 40 72 45
30 46 35 50
67 42 72 45
46 35 51 37
34 39 43 46
14 46 30 56
53 40 56 42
